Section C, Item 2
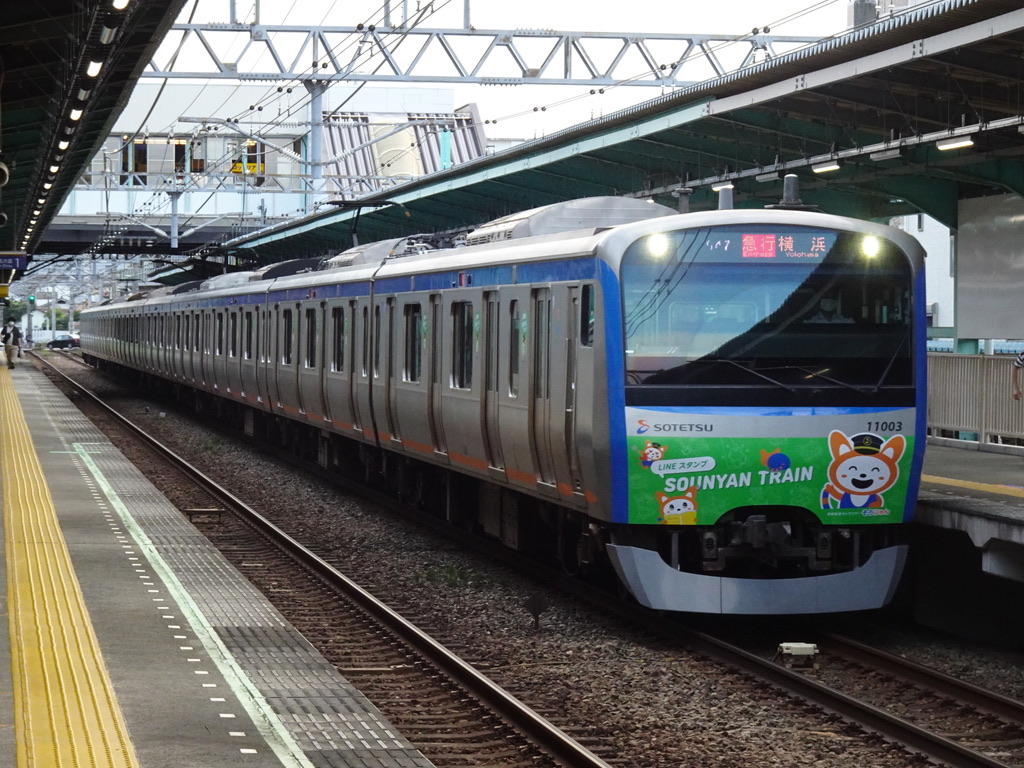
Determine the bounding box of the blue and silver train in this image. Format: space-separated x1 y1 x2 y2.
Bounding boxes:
80 194 926 614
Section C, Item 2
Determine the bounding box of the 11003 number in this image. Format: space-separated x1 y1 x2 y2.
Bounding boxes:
866 421 903 432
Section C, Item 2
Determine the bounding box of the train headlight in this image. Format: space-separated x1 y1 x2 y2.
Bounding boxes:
861 235 880 258
646 233 670 258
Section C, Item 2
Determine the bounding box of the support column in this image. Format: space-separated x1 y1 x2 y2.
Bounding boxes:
303 80 329 194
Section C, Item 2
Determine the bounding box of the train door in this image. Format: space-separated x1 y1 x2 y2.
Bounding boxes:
274 303 300 415
239 308 255 401
298 302 328 423
199 310 213 391
551 286 584 498
160 315 171 377
428 294 447 455
378 297 400 443
393 297 434 459
496 290 533 488
267 304 283 410
212 308 226 393
187 310 199 385
224 308 240 396
530 287 558 489
482 291 504 471
322 302 348 429
255 306 272 406
339 300 358 433
352 298 373 440
171 314 182 381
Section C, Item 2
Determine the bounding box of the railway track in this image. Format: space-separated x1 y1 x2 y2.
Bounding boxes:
37 351 1024 768
33 353 614 768
804 633 1024 767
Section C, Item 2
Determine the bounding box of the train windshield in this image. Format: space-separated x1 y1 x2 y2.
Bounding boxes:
620 224 915 405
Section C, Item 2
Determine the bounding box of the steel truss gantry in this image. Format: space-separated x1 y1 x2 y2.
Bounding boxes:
145 23 821 87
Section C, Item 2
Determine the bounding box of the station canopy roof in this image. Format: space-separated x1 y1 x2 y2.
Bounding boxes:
0 0 188 284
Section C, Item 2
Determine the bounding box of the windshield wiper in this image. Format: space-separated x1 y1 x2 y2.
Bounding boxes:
870 334 910 393
699 357 798 393
766 365 872 395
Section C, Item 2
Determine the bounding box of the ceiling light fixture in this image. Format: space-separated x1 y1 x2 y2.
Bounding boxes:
936 135 973 151
755 171 781 183
86 60 103 77
711 181 734 192
69 108 84 121
869 148 902 161
812 159 843 173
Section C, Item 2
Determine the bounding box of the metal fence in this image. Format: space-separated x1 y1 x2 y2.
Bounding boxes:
927 353 1024 454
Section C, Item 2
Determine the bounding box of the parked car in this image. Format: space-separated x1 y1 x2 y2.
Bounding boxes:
47 334 80 349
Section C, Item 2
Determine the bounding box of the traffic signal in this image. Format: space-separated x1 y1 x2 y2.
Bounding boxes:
28 294 35 304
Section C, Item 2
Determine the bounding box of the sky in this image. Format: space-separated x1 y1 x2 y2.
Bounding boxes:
158 0 851 139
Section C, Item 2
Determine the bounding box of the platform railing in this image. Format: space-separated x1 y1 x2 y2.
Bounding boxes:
927 353 1024 454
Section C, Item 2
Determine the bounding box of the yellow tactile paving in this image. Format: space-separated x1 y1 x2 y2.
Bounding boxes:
0 368 138 767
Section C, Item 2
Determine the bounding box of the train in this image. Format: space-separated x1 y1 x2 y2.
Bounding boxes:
80 192 926 614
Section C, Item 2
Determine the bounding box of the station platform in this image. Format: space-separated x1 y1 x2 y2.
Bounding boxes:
0 363 435 767
918 442 1024 583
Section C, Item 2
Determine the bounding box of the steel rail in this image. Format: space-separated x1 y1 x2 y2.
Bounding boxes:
34 354 614 768
675 628 1014 768
819 632 1024 726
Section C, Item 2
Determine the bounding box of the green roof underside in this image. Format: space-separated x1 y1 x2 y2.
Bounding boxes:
0 0 188 283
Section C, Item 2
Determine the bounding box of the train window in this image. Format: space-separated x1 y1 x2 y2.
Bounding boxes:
244 312 253 359
509 300 520 397
431 297 441 386
581 284 595 347
485 296 498 393
229 312 238 358
331 307 345 372
621 225 914 394
404 303 422 382
361 306 369 376
451 301 473 389
304 308 316 368
534 296 551 399
174 316 181 349
183 315 190 351
216 312 225 355
373 305 382 378
281 309 293 365
263 309 272 363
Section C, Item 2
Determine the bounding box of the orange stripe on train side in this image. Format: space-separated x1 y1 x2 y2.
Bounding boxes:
506 467 537 484
401 438 435 456
450 452 490 471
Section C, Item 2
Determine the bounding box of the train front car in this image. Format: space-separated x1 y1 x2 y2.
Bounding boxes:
600 209 925 614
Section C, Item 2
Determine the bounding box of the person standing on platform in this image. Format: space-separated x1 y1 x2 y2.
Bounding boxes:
1014 349 1024 401
2 320 22 369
